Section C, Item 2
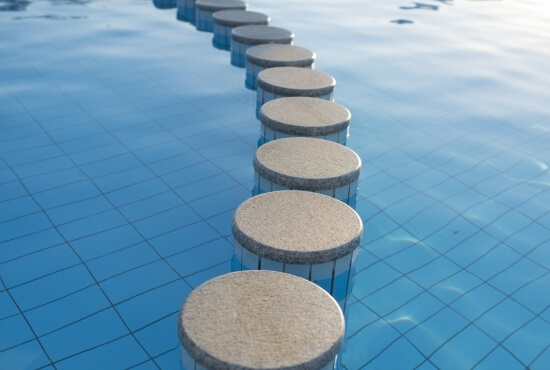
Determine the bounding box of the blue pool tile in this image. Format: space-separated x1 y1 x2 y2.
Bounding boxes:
198 138 254 160
161 161 221 189
97 111 151 131
0 243 80 288
46 196 113 226
484 210 533 241
369 182 417 210
132 204 201 240
31 103 85 122
0 196 40 223
503 317 550 366
149 221 221 258
362 172 401 198
512 273 550 314
362 277 423 317
93 166 157 193
124 131 179 152
188 186 249 219
516 190 550 220
445 231 499 268
0 167 17 185
462 199 510 229
119 192 183 222
87 103 141 121
384 193 437 225
405 168 449 193
0 314 35 351
39 308 129 362
415 360 439 370
133 140 191 165
55 335 150 370
385 292 445 334
0 340 50 370
0 228 64 264
116 279 192 331
100 260 179 304
352 261 401 300
105 178 169 207
531 347 550 370
340 319 401 369
506 221 550 255
474 345 526 370
1 145 64 167
183 127 239 150
33 180 100 210
87 242 159 282
0 291 18 319
365 337 425 369
494 182 542 209
10 264 95 311
70 142 129 166
385 243 440 274
205 209 235 237
408 256 461 289
24 285 110 336
21 167 88 194
429 270 483 305
147 150 205 177
343 301 379 337
40 111 94 132
405 307 470 357
48 121 105 144
475 298 534 343
134 313 179 357
58 132 118 154
467 244 521 281
184 260 231 289
354 197 382 223
154 348 181 370
175 173 240 203
130 360 159 370
57 209 127 241
69 224 144 261
528 240 550 270
0 133 53 155
167 238 232 278
489 257 547 295
430 324 497 370
1 122 43 142
352 247 379 273
12 155 75 179
143 102 197 121
444 188 488 214
0 212 52 243
450 283 506 321
357 212 399 245
112 122 166 142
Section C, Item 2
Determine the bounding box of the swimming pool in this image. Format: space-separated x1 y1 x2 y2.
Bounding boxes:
1 0 549 368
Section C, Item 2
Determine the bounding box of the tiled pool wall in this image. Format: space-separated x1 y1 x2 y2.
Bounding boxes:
1 0 550 369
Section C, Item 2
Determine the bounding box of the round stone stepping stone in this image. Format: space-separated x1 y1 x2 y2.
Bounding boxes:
253 137 361 207
177 0 197 23
231 25 294 68
213 10 270 51
258 97 351 145
179 270 344 370
195 0 247 32
232 190 362 306
245 44 315 90
256 66 335 118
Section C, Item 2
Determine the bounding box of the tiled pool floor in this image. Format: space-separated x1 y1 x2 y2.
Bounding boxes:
1 0 550 368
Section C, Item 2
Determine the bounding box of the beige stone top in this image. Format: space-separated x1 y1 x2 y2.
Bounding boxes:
179 270 344 370
259 97 350 136
232 191 363 263
196 0 247 11
257 67 335 97
246 44 315 68
253 137 361 190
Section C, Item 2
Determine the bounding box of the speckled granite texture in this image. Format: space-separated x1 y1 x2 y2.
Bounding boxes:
231 25 294 45
232 191 362 264
213 10 270 27
253 137 361 190
259 97 350 137
246 44 315 68
257 67 335 97
179 270 344 369
195 0 247 32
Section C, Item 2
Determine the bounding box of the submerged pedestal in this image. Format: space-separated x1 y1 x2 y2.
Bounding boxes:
195 0 247 32
212 10 270 51
179 270 344 370
177 0 196 23
230 25 294 68
258 97 351 146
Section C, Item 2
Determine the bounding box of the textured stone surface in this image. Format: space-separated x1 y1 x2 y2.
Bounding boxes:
246 44 315 68
195 0 246 11
260 97 350 136
179 270 344 370
253 137 361 189
231 25 294 45
213 10 269 27
232 190 362 264
257 67 335 97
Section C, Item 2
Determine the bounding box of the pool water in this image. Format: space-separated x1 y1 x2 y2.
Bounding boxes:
1 0 549 368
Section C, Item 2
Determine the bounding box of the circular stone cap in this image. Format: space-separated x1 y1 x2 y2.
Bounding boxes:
213 10 269 27
196 0 247 11
253 137 361 190
257 67 335 97
179 270 344 370
233 190 363 264
246 44 315 68
232 25 294 45
259 97 351 137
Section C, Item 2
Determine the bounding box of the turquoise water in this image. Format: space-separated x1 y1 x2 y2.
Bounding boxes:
1 0 549 368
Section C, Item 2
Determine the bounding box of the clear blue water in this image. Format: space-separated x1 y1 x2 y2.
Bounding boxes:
1 0 549 368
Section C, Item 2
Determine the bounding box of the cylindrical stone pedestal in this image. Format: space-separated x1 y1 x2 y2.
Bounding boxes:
232 191 362 307
212 10 270 51
177 0 196 23
256 66 335 118
231 25 294 68
258 97 351 146
195 0 247 32
179 270 344 370
253 137 361 207
153 0 176 9
246 44 316 90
